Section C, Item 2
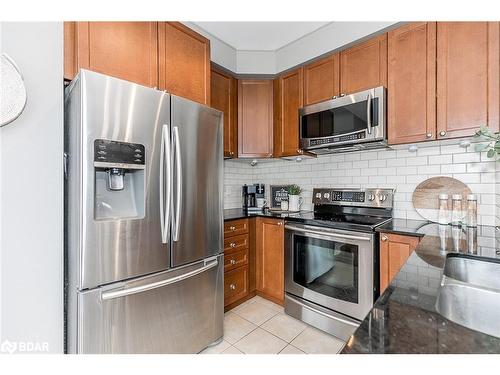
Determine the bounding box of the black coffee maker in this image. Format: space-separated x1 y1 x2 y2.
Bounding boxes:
242 183 265 211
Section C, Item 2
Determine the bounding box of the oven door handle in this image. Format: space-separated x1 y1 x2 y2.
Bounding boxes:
285 224 371 242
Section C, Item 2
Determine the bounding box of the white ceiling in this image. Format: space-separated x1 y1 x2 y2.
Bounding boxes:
192 22 330 51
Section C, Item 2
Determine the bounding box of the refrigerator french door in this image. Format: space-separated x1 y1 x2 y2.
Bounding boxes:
65 70 223 354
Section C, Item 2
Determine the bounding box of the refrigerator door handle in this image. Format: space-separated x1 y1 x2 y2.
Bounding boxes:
100 257 219 301
172 126 182 242
160 124 171 244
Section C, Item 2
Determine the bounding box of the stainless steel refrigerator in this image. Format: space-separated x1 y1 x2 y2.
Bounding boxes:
64 70 224 354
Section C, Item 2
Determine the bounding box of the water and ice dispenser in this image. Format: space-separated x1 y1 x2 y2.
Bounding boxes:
93 139 146 220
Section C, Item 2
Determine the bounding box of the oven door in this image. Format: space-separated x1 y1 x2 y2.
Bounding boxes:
284 223 374 321
299 86 386 151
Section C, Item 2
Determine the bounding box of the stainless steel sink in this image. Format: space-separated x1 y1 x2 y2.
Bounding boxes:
436 255 500 338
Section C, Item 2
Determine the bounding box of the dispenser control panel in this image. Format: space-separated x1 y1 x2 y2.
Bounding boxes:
94 139 145 165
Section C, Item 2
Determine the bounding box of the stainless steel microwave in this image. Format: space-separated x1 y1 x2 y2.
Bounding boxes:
299 86 387 154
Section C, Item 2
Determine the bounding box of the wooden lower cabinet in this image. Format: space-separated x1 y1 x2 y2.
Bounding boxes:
379 232 421 294
224 266 249 306
256 217 285 305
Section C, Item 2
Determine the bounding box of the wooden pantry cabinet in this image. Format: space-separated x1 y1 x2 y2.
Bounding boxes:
63 22 211 105
211 65 238 158
303 54 340 105
340 34 388 95
436 22 499 139
379 232 420 294
387 22 437 145
238 79 274 158
256 217 285 305
273 68 305 158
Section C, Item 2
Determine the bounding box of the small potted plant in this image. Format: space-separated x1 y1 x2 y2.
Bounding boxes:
287 184 303 212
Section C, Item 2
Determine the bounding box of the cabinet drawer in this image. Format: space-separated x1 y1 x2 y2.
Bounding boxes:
224 249 249 272
224 234 249 253
224 266 249 306
224 219 249 237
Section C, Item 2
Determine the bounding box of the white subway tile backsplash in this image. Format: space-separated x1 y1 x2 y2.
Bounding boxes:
224 145 500 226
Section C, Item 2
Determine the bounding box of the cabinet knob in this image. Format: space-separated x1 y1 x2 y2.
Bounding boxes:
268 153 273 158
340 93 346 97
439 131 446 137
230 259 236 265
297 149 303 154
229 284 236 290
277 221 283 226
381 235 388 242
229 151 234 156
229 242 236 248
426 133 432 138
229 226 236 231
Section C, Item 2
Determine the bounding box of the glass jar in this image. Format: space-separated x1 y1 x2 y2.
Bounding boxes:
451 194 463 226
438 193 450 225
466 194 477 227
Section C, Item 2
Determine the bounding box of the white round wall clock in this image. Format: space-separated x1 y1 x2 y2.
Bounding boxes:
0 53 27 127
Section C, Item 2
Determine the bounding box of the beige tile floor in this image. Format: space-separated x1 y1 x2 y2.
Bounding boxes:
201 296 346 354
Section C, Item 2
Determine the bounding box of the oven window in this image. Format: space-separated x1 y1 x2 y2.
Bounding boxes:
293 234 359 304
301 98 378 138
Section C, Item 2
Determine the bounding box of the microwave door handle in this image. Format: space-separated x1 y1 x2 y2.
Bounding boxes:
172 126 182 242
159 124 171 244
366 93 372 134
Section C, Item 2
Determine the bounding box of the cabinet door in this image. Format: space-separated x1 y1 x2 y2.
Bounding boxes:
303 54 340 105
159 22 210 105
256 218 284 305
340 34 388 95
437 22 499 139
211 66 237 158
388 22 437 145
238 80 274 158
274 68 303 157
379 233 420 294
73 22 158 87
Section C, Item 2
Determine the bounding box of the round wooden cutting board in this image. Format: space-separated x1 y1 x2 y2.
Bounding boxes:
412 176 471 223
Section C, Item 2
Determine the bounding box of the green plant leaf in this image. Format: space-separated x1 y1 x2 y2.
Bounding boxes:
475 143 490 151
487 149 495 158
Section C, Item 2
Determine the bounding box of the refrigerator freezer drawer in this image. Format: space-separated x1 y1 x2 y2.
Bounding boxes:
75 255 223 354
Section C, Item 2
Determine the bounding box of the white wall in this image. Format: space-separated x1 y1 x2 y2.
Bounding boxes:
0 22 63 353
224 139 499 227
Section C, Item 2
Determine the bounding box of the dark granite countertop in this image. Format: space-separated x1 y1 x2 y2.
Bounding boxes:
224 208 315 222
342 223 500 354
375 218 430 237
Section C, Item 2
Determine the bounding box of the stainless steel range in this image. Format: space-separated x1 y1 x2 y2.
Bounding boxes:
284 188 394 341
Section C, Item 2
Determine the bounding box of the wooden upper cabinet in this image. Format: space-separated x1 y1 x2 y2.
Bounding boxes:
340 34 388 95
437 22 499 139
159 22 210 105
303 54 340 105
274 68 304 157
211 66 237 158
256 218 284 305
65 22 159 87
238 80 274 158
388 22 437 145
379 233 420 294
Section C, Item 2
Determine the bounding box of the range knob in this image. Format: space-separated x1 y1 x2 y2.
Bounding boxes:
379 194 387 202
323 192 330 199
315 192 322 199
368 193 375 201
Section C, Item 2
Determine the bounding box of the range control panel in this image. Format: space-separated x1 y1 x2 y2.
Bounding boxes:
313 188 394 209
94 139 145 165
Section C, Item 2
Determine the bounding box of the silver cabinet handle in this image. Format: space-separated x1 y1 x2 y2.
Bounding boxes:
101 258 219 300
381 235 388 242
229 226 236 231
439 130 446 137
172 126 182 242
426 133 433 138
229 284 236 290
366 92 372 135
230 259 236 265
159 124 171 244
285 224 371 241
229 242 236 248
